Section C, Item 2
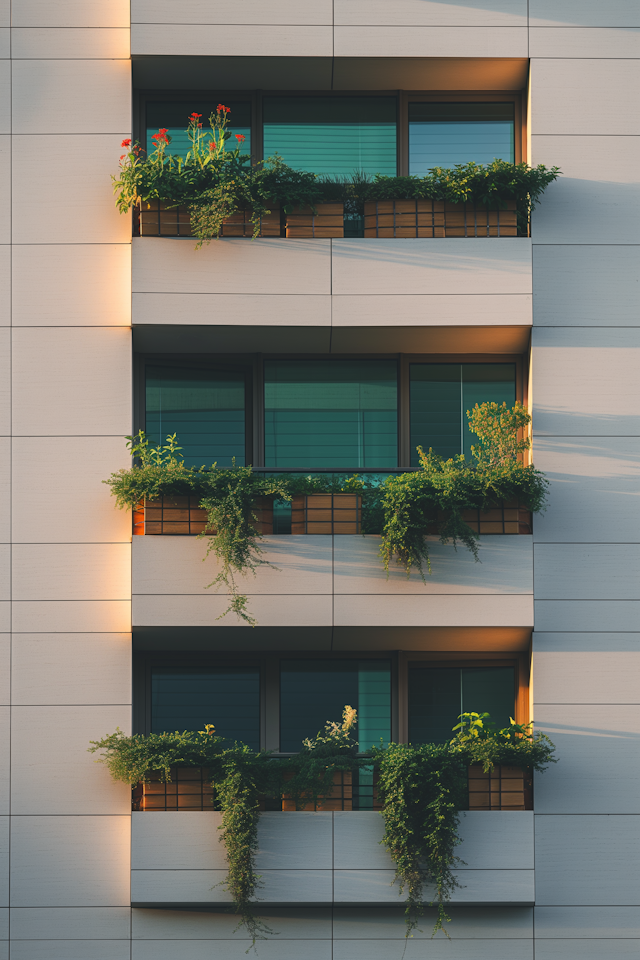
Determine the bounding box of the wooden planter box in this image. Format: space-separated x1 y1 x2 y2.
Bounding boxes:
468 764 533 811
461 501 532 535
132 496 274 536
138 200 281 238
364 199 517 238
291 493 361 535
285 203 344 238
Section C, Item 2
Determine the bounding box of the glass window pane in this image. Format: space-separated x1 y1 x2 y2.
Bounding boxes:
280 660 391 753
408 665 515 743
265 360 398 469
461 667 515 731
263 97 397 176
409 363 516 464
408 667 460 744
146 101 251 158
146 365 246 468
151 667 260 749
409 102 514 175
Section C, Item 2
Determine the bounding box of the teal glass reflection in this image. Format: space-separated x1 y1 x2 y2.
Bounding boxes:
408 666 515 744
409 102 514 175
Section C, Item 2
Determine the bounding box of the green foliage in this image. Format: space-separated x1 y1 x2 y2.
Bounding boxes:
91 710 556 944
104 403 548 624
114 114 559 243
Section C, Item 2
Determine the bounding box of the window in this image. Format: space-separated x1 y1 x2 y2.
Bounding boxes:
145 365 247 468
280 659 391 753
408 102 515 176
150 666 261 749
145 100 252 157
262 97 397 177
264 359 398 470
410 363 516 464
408 664 515 744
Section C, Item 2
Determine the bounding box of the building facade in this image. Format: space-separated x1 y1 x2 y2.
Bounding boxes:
2 1 639 957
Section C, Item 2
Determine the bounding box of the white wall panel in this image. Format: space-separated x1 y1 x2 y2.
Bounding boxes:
257 813 333 871
11 327 131 436
133 238 331 296
11 28 130 58
333 869 534 905
131 24 333 57
0 636 8 704
529 0 640 27
0 140 9 246
0 818 7 906
335 1 528 26
0 63 9 131
531 60 639 135
0 329 9 436
11 0 130 27
534 544 640 599
10 907 131 939
9 943 130 960
534 815 640 904
12 135 131 243
534 704 640 813
534 600 640 633
12 60 130 133
10 816 130 906
0 709 8 814
0 547 8 601
532 245 640 326
531 327 640 436
332 240 532 296
0 909 5 939
0 440 8 542
131 0 333 24
11 705 131 814
534 906 640 938
0 247 9 325
131 868 332 905
133 536 332 596
12 245 131 326
534 942 640 960
332 906 533 939
133 593 331 628
132 293 331 328
12 633 131 705
532 437 640 542
333 27 528 57
0 30 8 58
533 634 640 703
333 535 533 595
132 942 331 960
332 294 532 328
132 906 332 939
11 600 131 633
334 594 533 628
530 136 640 244
0 606 8 633
12 437 131 543
333 942 532 960
12 544 131 601
529 27 640 57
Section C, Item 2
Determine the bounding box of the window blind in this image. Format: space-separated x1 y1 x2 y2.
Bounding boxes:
263 97 397 176
151 667 260 749
264 360 398 469
409 102 515 175
145 365 246 468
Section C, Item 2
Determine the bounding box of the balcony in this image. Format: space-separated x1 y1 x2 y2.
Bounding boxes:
130 809 534 907
131 532 533 629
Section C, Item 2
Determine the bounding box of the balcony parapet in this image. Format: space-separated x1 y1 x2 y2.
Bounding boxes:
131 810 534 907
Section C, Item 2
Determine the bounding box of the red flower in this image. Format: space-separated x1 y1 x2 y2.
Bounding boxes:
235 134 246 142
119 154 126 161
121 138 131 148
198 123 202 128
217 104 231 114
189 112 202 120
209 140 217 151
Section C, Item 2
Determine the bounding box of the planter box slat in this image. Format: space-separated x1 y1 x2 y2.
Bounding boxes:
132 496 274 536
139 201 281 238
285 203 344 239
468 764 533 811
364 199 517 238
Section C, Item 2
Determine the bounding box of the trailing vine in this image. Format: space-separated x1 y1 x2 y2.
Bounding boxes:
90 709 555 945
104 402 548 625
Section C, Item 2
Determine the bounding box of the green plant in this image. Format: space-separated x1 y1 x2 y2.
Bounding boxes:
105 402 548 625
91 709 555 945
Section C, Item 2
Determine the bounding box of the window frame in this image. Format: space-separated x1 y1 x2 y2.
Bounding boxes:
136 89 524 177
136 352 524 472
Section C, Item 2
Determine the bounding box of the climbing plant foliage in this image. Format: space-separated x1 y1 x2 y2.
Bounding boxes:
104 402 548 625
90 709 556 945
